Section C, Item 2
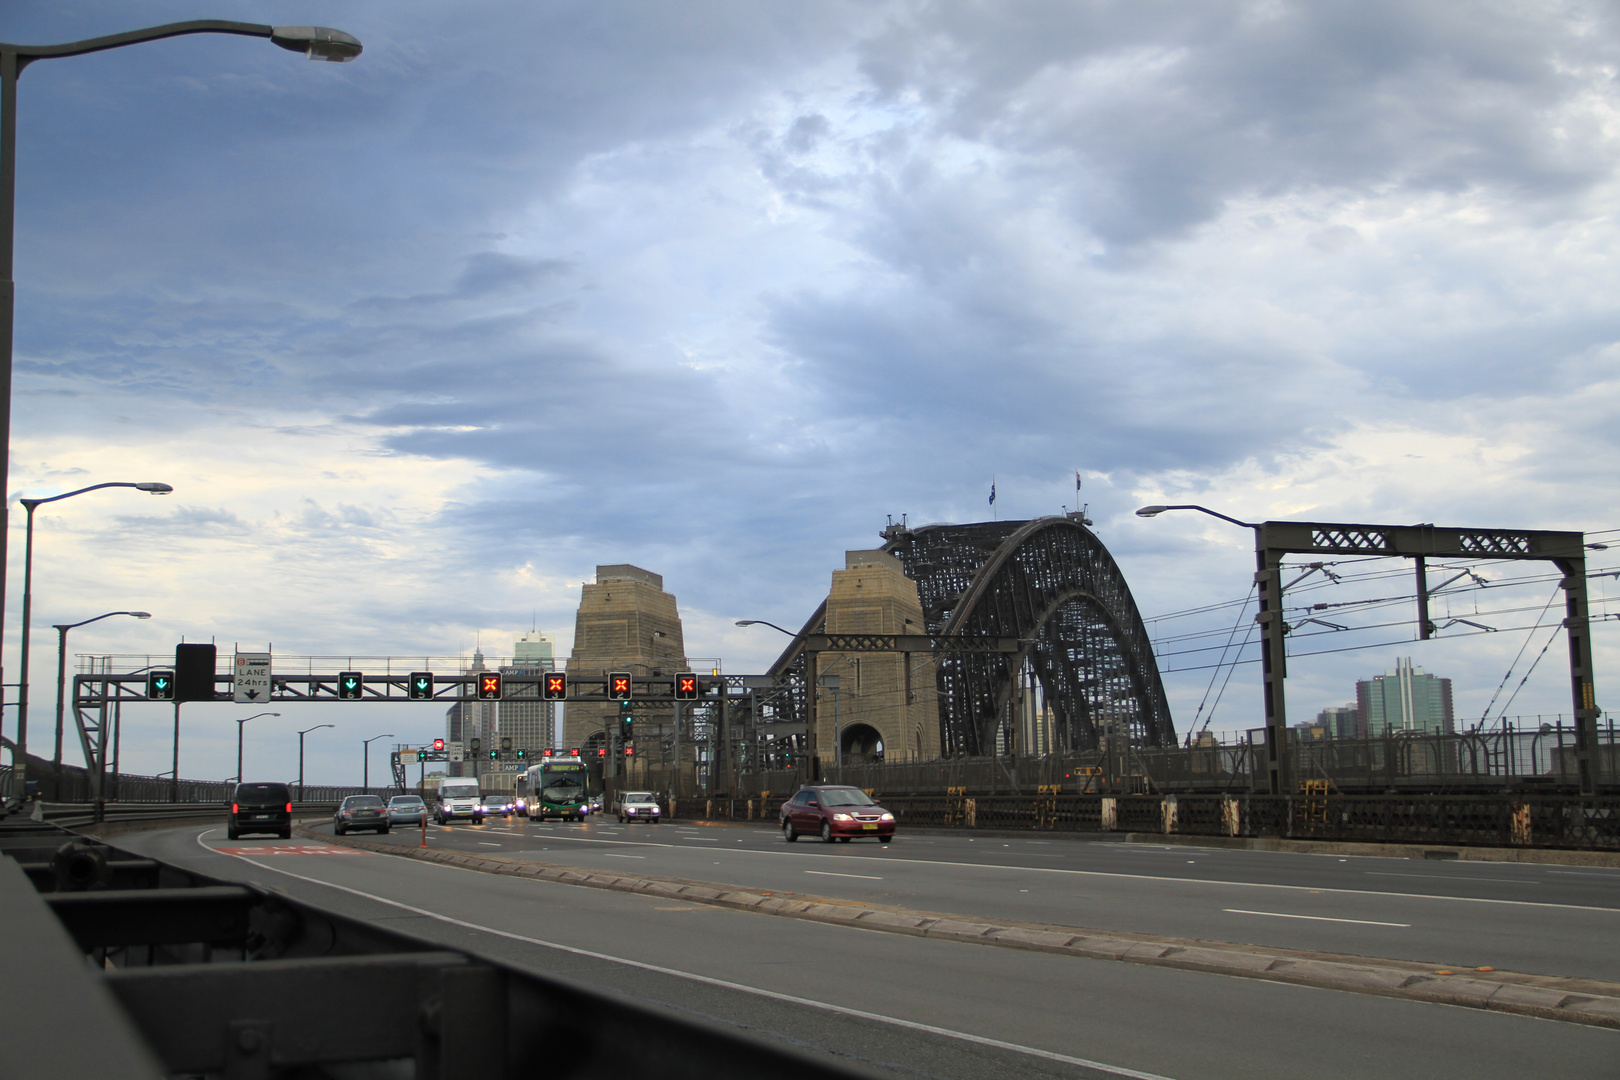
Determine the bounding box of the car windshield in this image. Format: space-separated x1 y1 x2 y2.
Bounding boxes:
235 783 288 801
622 792 654 802
818 788 876 807
389 797 423 807
344 796 384 809
482 797 506 805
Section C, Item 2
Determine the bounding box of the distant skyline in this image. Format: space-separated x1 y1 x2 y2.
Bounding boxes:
4 2 1616 786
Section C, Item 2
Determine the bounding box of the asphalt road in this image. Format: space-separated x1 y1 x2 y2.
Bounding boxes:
115 823 1620 1080
323 815 1620 982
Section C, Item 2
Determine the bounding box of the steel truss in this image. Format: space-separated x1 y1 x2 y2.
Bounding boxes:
882 517 1177 757
1251 520 1601 795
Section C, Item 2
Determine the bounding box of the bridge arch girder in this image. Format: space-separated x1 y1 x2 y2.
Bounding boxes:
884 516 1175 756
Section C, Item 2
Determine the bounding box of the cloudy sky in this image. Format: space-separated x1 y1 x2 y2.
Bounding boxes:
4 1 1617 786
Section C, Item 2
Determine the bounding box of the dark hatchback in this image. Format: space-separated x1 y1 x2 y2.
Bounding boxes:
780 784 895 843
228 782 293 840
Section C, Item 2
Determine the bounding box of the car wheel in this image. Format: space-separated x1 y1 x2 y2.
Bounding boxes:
227 827 239 841
838 836 851 843
820 821 834 844
782 819 797 842
650 817 659 824
280 828 293 840
335 823 345 835
379 826 390 834
879 836 892 844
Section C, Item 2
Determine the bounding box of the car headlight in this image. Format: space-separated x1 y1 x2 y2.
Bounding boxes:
651 808 660 815
832 813 853 821
880 812 894 821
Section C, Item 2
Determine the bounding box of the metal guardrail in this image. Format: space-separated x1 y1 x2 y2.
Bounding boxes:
1 819 862 1080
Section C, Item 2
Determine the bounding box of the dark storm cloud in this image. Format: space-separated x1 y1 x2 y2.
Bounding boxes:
857 1 1620 245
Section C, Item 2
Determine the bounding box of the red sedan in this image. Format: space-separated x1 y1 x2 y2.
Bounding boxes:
780 785 895 843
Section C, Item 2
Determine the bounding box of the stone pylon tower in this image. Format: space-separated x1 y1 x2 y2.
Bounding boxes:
563 565 687 751
816 550 940 763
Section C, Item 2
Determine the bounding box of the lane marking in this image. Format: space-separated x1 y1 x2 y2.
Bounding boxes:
459 832 1620 914
1547 870 1620 878
805 870 884 881
682 837 720 842
605 854 647 860
478 842 503 847
1365 872 1538 885
1224 909 1410 928
193 830 1178 1080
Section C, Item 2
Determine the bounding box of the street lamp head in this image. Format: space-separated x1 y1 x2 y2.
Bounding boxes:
135 483 173 494
735 620 758 627
270 26 363 62
131 611 153 619
1135 505 1168 518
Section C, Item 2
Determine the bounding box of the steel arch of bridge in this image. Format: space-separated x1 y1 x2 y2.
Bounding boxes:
882 516 1176 756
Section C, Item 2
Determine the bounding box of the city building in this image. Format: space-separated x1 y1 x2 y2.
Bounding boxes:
1356 658 1455 737
1315 704 1361 740
500 632 556 755
445 649 498 778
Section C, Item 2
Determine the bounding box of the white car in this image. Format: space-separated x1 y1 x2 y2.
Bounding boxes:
614 791 662 824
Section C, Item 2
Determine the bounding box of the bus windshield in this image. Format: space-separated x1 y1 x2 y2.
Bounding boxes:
540 767 585 804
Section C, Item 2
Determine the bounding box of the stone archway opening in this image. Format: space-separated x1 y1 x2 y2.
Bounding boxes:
840 723 885 764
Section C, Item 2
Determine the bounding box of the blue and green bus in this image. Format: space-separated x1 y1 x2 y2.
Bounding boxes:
518 754 591 821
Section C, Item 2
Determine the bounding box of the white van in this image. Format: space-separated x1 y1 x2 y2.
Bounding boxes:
434 776 484 824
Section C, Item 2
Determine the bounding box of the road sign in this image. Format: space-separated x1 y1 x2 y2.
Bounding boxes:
399 749 420 764
233 652 272 704
449 741 463 763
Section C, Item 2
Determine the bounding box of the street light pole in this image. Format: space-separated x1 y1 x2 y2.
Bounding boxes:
363 734 394 791
232 712 281 787
15 484 169 793
49 610 151 799
298 724 334 801
0 19 360 788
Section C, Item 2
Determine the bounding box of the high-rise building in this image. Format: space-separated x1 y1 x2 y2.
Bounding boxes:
1356 658 1454 737
1315 704 1361 740
501 632 556 756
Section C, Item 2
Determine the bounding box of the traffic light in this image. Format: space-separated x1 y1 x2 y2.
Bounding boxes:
501 737 512 752
469 737 482 755
516 747 526 760
146 670 175 700
609 672 631 699
489 748 498 760
619 699 634 738
433 738 445 752
409 672 434 700
478 673 502 700
675 672 698 699
624 747 635 756
543 673 567 700
338 671 364 700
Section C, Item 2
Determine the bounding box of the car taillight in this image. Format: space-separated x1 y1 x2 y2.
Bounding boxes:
285 802 293 813
231 803 239 814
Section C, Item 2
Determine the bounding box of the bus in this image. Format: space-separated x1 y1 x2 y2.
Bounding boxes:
519 754 591 821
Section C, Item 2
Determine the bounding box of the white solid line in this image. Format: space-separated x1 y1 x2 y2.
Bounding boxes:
605 854 647 859
681 837 721 841
1224 909 1410 928
193 830 1178 1080
495 834 1620 914
805 870 884 881
477 842 503 847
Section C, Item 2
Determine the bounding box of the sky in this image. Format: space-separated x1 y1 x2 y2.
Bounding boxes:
4 1 1618 787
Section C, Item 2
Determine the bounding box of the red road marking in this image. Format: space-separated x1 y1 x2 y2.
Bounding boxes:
214 844 366 856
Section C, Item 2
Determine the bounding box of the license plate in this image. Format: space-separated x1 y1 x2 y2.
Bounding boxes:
253 815 270 820
862 823 878 830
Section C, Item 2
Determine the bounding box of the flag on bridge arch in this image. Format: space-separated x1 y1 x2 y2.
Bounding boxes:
988 478 996 505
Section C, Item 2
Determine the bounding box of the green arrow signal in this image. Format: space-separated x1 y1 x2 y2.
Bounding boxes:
154 678 169 689
344 678 358 689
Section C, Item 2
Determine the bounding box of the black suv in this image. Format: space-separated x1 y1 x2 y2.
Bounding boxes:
228 782 293 840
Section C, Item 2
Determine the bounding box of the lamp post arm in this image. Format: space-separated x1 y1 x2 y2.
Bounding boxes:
3 22 274 72
19 481 152 509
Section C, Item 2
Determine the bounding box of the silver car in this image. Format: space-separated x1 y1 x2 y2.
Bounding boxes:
387 795 427 826
614 791 662 824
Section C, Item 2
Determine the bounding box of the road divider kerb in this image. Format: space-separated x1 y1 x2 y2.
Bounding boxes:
297 822 1620 1030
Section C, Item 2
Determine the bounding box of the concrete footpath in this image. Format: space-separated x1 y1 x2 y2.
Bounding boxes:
300 821 1620 1030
